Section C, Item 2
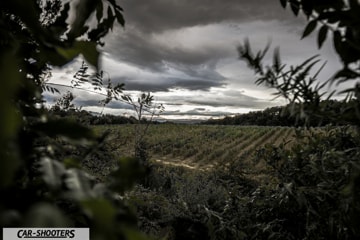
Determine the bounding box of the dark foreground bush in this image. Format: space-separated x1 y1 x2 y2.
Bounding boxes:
253 126 360 239
124 126 359 240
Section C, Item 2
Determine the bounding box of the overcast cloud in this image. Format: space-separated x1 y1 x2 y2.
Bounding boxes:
48 0 343 120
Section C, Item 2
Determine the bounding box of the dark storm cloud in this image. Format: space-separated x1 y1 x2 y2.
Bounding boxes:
103 26 229 91
102 0 303 93
97 0 313 98
108 30 165 71
172 61 226 81
108 58 227 92
117 0 298 33
113 76 225 92
73 98 132 110
48 0 341 119
105 27 230 71
111 76 170 92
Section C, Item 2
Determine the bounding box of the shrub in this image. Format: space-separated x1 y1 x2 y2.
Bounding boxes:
253 127 360 239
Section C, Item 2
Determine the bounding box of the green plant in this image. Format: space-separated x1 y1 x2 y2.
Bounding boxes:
121 93 165 165
49 60 165 173
126 164 257 240
51 91 77 112
252 127 360 239
234 0 360 239
0 1 147 239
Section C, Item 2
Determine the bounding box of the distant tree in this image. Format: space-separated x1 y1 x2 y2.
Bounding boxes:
51 91 76 112
204 101 353 126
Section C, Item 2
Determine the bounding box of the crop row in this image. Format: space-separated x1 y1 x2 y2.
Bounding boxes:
94 124 295 170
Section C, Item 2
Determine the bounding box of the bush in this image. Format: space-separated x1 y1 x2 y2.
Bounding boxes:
253 126 360 239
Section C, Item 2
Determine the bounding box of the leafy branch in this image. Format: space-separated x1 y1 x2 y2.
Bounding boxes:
237 39 357 125
0 0 149 237
121 92 165 168
279 0 360 83
238 40 328 104
44 61 165 171
45 61 165 120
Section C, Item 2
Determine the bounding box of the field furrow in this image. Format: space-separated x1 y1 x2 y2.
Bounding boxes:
93 124 296 171
238 127 288 161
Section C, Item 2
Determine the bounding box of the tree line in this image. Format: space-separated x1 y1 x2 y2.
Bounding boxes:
204 100 355 127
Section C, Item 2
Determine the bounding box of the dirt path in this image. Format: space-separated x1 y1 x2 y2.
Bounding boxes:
152 157 215 171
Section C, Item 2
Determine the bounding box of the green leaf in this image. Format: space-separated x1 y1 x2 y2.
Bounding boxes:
324 12 340 24
273 47 282 73
63 158 81 169
32 119 95 140
332 30 357 64
96 1 104 23
333 68 359 82
64 169 94 199
87 21 110 42
301 0 313 17
81 198 116 231
317 25 328 48
115 10 125 26
0 52 22 187
56 41 99 68
77 41 100 68
108 157 144 194
24 203 69 227
280 0 287 8
349 0 360 10
107 6 114 21
107 7 115 31
122 227 149 240
290 1 300 16
333 31 343 56
50 3 70 38
39 157 66 190
302 20 317 39
2 0 48 44
68 0 97 40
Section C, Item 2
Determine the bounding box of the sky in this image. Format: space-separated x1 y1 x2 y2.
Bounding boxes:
46 0 343 121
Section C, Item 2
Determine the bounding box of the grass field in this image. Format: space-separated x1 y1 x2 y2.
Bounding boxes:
96 125 292 160
93 124 296 181
90 124 358 239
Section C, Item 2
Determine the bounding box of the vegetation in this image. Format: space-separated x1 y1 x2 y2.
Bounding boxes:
94 124 294 171
49 108 138 125
117 0 360 238
1 0 360 239
93 124 359 239
234 0 360 238
205 100 355 126
0 1 147 239
91 124 291 239
238 0 360 127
